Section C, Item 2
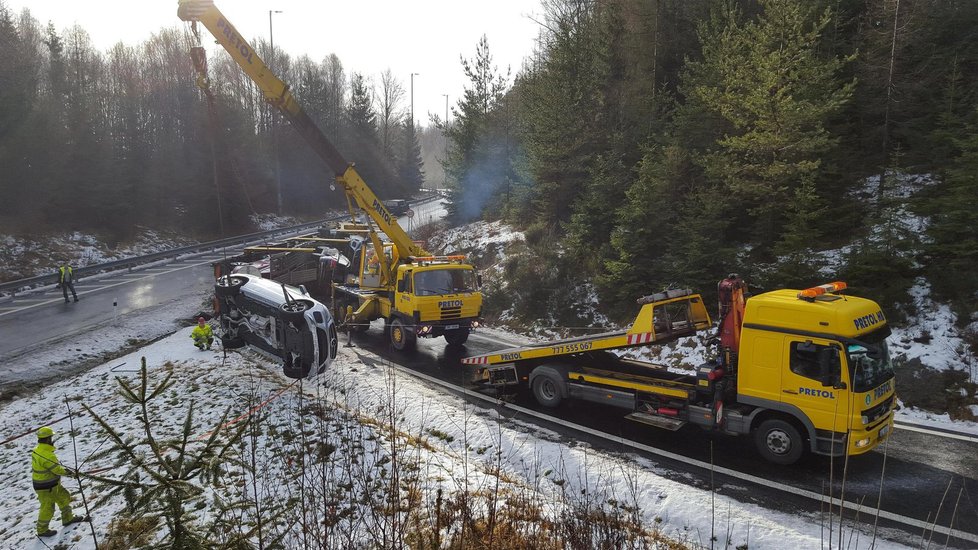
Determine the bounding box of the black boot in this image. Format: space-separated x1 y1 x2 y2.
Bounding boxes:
38 529 57 537
64 516 88 526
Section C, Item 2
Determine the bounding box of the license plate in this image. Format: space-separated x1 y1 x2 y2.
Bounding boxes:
445 324 459 330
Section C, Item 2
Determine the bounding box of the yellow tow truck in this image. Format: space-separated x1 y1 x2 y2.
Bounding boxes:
179 0 482 351
463 277 896 464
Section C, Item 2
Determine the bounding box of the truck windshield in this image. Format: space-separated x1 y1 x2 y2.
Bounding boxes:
414 269 478 296
847 330 894 393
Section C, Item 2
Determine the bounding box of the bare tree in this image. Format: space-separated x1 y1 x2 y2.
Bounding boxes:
378 68 405 159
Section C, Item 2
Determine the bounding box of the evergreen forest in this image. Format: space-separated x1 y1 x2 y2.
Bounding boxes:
1 0 977 324
443 0 978 326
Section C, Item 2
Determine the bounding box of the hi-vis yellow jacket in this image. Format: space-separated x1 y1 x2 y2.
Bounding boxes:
191 324 213 342
31 443 66 490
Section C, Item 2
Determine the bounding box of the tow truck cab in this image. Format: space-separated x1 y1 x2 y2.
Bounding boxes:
737 287 895 457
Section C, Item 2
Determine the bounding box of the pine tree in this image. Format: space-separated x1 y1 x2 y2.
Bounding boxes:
918 118 978 320
684 0 854 257
82 359 254 548
443 35 510 223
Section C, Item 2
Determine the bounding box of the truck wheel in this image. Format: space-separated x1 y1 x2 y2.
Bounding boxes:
754 418 804 465
444 328 470 346
389 318 417 352
532 371 564 408
215 275 247 298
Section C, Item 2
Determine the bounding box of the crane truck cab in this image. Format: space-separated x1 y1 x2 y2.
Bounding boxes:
463 279 895 465
332 233 482 350
215 273 338 380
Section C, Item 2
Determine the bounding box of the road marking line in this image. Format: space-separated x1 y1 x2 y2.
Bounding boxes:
895 421 978 443
0 260 212 318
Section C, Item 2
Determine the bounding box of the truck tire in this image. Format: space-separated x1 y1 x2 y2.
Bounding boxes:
444 327 470 346
531 370 565 408
215 275 247 298
388 317 417 352
754 418 804 465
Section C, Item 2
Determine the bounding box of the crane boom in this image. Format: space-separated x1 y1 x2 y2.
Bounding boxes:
177 0 427 258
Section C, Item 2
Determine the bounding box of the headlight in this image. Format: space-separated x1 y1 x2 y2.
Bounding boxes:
854 437 872 448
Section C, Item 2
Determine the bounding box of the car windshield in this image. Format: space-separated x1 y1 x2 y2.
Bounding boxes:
414 269 478 296
847 336 894 393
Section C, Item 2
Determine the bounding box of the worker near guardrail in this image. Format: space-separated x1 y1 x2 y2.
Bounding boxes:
31 426 86 537
191 317 213 350
57 263 78 303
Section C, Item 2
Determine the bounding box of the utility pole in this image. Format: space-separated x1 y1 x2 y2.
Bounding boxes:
269 9 283 214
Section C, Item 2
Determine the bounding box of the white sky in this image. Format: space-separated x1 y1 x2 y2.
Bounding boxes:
5 0 543 128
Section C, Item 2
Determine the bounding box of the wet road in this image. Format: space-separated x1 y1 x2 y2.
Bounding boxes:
348 326 978 549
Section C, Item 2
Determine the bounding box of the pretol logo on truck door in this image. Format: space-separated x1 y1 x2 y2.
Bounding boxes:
799 387 835 399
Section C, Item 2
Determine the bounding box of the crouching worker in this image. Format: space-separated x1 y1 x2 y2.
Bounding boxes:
32 426 87 537
191 317 213 350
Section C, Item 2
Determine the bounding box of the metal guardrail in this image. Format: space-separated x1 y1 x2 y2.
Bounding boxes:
0 219 331 295
0 194 443 296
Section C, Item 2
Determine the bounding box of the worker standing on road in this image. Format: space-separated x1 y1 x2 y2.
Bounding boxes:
191 317 213 350
57 263 78 303
31 426 86 537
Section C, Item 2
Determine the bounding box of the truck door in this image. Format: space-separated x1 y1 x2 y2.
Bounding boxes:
781 338 850 439
396 270 415 314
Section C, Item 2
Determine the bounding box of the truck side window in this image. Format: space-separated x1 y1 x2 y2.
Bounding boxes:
790 341 839 380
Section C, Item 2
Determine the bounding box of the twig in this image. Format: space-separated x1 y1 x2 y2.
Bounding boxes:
64 394 100 549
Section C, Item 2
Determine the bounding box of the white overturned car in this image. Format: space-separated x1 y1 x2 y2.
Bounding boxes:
214 273 337 379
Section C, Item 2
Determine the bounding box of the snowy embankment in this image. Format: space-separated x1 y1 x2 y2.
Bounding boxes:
0 328 914 549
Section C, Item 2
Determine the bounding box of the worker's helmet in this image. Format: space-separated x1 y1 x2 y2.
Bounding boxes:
37 426 54 439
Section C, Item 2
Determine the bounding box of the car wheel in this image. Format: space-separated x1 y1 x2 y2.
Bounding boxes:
280 299 312 324
220 335 245 349
215 275 247 298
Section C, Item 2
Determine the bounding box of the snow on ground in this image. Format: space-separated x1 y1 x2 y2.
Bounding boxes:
0 324 916 549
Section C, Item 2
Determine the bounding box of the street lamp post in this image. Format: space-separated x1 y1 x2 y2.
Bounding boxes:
410 72 420 128
269 9 283 214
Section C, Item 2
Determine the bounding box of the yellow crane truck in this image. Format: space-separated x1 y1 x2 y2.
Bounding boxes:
179 0 482 351
462 277 896 464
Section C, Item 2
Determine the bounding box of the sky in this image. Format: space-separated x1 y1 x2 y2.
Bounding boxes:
4 0 543 128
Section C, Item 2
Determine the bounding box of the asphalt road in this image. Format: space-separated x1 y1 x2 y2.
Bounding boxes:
348 326 978 549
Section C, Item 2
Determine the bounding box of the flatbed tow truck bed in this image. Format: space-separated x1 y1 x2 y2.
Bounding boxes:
462 289 711 367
